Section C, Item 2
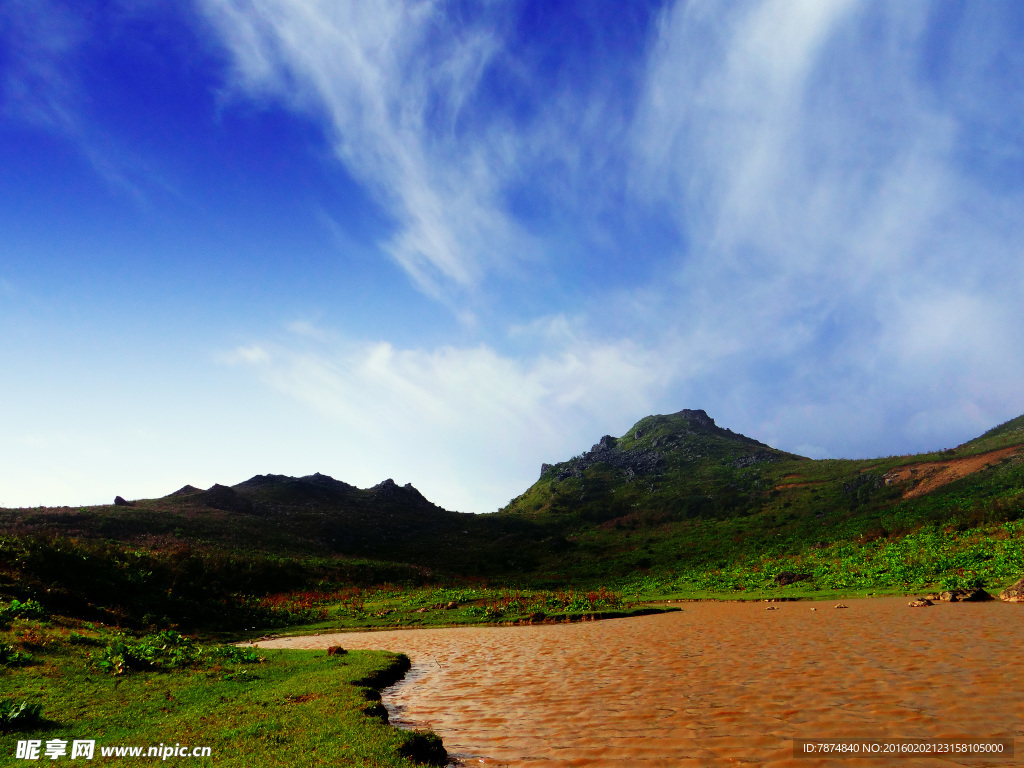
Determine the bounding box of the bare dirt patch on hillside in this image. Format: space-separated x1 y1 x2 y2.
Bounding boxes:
886 446 1021 499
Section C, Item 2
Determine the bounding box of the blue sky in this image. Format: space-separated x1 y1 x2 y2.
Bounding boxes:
2 0 1023 512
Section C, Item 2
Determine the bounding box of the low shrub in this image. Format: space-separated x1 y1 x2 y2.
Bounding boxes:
0 699 44 732
0 599 49 623
211 645 263 664
67 632 103 646
95 630 202 675
398 730 447 766
0 642 35 667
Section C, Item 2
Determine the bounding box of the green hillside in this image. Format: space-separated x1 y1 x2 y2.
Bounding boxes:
501 408 802 525
2 408 1023 629
497 409 1024 594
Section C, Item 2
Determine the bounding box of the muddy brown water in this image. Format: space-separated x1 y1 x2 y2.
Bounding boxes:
256 598 1023 766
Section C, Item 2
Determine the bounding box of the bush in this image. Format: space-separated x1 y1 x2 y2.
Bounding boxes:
67 632 103 646
93 631 262 675
0 700 44 732
0 642 35 667
95 630 202 675
0 599 49 623
211 645 263 664
940 574 985 591
398 730 447 765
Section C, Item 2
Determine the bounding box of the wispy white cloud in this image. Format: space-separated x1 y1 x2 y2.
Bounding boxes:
197 0 539 304
220 322 677 511
221 344 272 365
0 0 84 129
0 0 157 202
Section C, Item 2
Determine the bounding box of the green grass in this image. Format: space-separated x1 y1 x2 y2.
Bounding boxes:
0 617 444 767
229 585 679 639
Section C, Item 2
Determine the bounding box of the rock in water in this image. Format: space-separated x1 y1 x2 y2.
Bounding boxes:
999 577 1024 603
938 588 993 602
908 599 933 608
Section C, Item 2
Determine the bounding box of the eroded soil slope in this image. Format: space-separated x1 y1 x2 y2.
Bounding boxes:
885 446 1021 499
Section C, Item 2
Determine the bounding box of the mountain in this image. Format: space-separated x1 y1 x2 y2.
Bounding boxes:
483 408 1023 586
3 408 1022 606
501 409 803 525
158 472 483 563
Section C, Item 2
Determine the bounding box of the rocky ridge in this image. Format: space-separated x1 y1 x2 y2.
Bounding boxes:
542 434 666 482
539 409 783 482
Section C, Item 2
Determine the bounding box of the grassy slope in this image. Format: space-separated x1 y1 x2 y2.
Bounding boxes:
3 409 1024 614
497 410 1024 595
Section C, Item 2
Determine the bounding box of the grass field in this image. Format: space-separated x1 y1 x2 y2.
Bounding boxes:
0 611 444 767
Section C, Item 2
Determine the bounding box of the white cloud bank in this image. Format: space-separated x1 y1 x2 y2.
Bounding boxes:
222 321 678 511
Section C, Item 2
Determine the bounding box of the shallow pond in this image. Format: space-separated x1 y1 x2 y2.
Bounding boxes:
258 598 1023 766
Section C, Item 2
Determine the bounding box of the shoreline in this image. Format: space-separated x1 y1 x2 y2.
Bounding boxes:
248 586 1018 641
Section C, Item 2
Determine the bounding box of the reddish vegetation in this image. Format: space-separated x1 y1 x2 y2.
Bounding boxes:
886 446 1021 499
259 587 366 618
285 693 323 703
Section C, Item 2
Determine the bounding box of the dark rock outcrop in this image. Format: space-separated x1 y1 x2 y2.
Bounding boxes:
165 485 201 498
369 478 432 506
677 409 715 428
999 577 1024 603
937 588 993 602
732 450 782 469
113 496 134 507
843 474 884 495
775 571 812 586
555 441 665 481
191 484 254 514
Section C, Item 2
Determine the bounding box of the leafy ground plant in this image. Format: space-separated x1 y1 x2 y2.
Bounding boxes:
0 599 48 623
0 700 44 732
0 642 35 667
94 630 264 675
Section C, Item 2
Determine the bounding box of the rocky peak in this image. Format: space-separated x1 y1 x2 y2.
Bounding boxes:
300 472 356 492
166 484 202 498
676 409 715 428
192 483 254 513
369 479 430 505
